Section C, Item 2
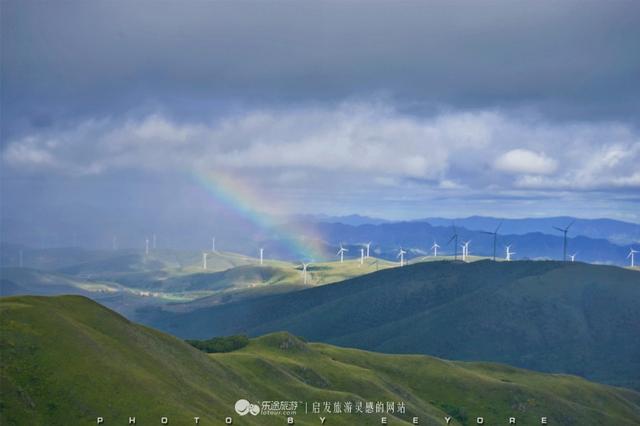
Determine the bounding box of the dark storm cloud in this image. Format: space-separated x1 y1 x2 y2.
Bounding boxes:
2 0 640 231
2 0 640 140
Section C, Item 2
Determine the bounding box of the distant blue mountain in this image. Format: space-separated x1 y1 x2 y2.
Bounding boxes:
420 216 640 245
293 220 633 265
294 214 390 226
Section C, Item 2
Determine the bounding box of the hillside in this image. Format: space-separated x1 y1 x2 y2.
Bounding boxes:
139 260 640 390
1 251 398 316
2 296 640 425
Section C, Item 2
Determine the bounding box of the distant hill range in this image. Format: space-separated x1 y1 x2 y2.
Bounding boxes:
419 216 640 246
285 218 636 265
301 215 640 245
2 295 639 425
139 260 640 391
3 215 638 265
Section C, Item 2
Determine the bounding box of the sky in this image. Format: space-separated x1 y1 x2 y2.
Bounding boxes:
1 1 640 247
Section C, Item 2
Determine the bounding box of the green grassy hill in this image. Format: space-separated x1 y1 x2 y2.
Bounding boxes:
0 267 119 296
1 253 398 318
139 260 640 390
2 296 639 426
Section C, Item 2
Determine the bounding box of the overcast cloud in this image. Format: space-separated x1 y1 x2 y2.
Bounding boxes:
2 0 640 242
4 104 639 195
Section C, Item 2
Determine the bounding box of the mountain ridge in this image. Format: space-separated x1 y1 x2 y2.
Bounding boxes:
138 260 640 390
2 295 640 425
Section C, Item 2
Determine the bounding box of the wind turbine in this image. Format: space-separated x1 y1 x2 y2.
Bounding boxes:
212 237 216 252
397 248 407 267
628 248 638 267
431 241 440 257
365 242 372 258
337 244 348 263
447 225 459 261
202 252 208 270
360 248 365 265
505 245 515 261
481 221 503 261
462 240 471 261
259 248 264 265
553 220 575 261
570 252 577 262
301 262 311 284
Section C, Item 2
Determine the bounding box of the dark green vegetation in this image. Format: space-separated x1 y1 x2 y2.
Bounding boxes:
2 296 640 425
187 334 249 353
139 260 640 390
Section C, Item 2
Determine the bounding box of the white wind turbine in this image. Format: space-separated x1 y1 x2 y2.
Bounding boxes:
301 262 311 284
628 248 638 267
462 240 471 261
570 252 577 262
202 252 208 270
259 248 264 265
505 245 515 261
360 248 365 266
337 244 348 263
431 241 440 257
365 242 372 258
212 237 216 252
397 248 407 267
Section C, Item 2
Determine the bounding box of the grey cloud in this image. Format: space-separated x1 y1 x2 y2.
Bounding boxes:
2 0 640 141
4 104 639 195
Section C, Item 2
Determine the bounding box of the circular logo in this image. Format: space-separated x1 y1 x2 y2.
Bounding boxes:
235 399 260 416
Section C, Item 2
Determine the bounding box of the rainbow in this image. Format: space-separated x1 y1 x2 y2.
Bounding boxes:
191 170 327 261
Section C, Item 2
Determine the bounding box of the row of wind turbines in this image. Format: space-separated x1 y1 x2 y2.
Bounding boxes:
138 224 638 274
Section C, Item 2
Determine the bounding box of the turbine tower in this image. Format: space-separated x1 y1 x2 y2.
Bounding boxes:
365 242 372 258
360 248 365 265
447 225 459 261
259 248 264 265
337 244 348 263
397 248 407 267
481 221 503 261
628 248 638 267
202 252 208 270
212 237 216 252
301 262 310 284
505 245 515 261
462 240 471 262
553 220 575 261
431 241 440 257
